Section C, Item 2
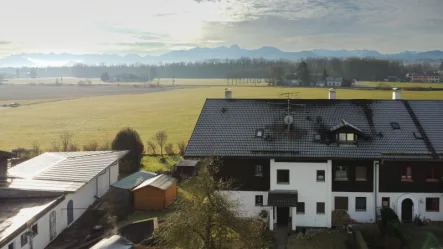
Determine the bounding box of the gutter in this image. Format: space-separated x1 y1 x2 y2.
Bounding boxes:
0 195 65 248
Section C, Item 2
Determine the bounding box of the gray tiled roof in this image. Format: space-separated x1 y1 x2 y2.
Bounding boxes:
185 99 443 160
111 170 157 190
9 151 128 183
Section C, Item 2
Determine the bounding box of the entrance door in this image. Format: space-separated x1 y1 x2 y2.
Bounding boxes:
67 200 74 225
401 198 413 222
49 211 57 240
277 207 289 225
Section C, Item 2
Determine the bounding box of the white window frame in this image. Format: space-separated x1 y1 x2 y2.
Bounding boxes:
335 166 349 181
255 165 263 177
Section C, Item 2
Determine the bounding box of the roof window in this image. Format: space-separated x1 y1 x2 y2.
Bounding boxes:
314 134 321 141
390 122 400 130
255 129 264 138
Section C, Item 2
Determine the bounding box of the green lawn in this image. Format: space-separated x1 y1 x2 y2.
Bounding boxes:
1 86 442 151
356 81 443 88
287 230 348 249
141 156 181 173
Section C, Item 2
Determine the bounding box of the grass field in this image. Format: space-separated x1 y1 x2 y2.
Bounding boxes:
1 86 442 151
356 81 443 88
5 77 264 86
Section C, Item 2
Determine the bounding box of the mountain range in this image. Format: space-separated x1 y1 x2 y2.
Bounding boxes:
1 45 443 67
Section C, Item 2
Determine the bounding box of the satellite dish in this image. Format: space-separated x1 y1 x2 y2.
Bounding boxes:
284 115 294 125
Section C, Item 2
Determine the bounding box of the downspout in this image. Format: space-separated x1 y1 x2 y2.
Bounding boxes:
374 161 379 222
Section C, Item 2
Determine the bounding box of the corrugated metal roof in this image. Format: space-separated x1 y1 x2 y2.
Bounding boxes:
132 174 177 191
9 151 128 183
35 151 128 182
90 235 133 249
176 159 199 167
111 171 157 190
4 178 84 192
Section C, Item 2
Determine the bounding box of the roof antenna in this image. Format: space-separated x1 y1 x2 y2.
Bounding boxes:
280 92 298 132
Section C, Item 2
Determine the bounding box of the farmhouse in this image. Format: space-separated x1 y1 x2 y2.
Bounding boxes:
184 88 443 231
0 150 128 249
325 76 343 86
132 174 178 211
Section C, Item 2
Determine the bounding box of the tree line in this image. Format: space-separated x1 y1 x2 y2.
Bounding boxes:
2 58 442 83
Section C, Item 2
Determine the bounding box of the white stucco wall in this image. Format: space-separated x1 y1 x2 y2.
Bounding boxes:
376 193 443 221
97 168 110 198
270 159 332 228
332 192 376 223
222 191 268 217
110 162 119 183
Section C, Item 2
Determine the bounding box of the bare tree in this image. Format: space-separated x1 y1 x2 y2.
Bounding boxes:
156 158 272 249
30 141 42 157
154 131 168 156
83 141 99 151
177 141 187 156
146 140 157 155
50 141 60 152
60 131 74 152
165 143 175 156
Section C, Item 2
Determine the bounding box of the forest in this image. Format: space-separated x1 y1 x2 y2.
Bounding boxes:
1 57 442 82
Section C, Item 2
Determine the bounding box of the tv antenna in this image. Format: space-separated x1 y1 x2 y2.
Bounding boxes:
280 92 299 132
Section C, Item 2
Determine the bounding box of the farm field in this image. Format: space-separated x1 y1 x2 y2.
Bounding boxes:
355 81 443 88
0 86 442 151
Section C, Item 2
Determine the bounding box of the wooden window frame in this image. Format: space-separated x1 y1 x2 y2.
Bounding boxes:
382 197 390 208
426 198 439 212
334 197 349 211
426 166 438 182
401 166 413 182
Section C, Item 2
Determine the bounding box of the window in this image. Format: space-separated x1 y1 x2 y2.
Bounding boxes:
401 167 413 181
390 122 400 129
426 198 439 212
20 234 28 247
334 197 348 210
338 133 356 142
427 167 438 182
277 170 290 184
317 170 325 182
255 165 263 177
297 202 305 214
314 134 321 141
355 197 367 211
356 166 367 181
382 197 390 208
255 195 263 206
31 224 38 236
8 243 14 249
335 166 349 181
317 202 325 214
255 129 264 137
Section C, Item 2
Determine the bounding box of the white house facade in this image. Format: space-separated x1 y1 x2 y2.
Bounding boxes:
0 151 127 249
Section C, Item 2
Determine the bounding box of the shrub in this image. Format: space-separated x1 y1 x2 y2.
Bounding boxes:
177 141 187 156
380 207 399 226
165 143 175 156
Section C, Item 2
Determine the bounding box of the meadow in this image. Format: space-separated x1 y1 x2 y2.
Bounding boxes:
1 85 442 151
355 81 443 88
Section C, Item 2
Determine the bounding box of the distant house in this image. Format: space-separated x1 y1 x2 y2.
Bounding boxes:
406 72 440 82
0 151 128 249
386 76 398 82
132 174 178 211
325 77 343 86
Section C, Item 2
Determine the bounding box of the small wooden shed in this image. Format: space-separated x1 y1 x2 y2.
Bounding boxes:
174 159 199 179
132 174 178 211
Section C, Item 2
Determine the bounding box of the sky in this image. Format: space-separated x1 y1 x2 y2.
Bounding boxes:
0 0 442 56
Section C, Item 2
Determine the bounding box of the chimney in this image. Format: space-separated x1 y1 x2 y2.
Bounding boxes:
392 88 402 100
225 88 232 99
0 151 14 184
328 88 336 100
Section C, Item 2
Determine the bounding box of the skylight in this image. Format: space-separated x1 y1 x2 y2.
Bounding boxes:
314 134 321 141
255 129 264 138
413 132 423 139
391 122 400 129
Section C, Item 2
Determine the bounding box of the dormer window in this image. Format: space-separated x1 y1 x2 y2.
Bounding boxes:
255 129 264 138
338 133 356 142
